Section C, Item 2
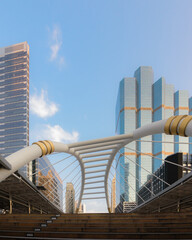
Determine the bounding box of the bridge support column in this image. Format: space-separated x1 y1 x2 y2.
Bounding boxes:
9 194 12 214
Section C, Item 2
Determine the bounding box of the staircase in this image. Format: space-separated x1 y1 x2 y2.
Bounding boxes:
0 212 192 239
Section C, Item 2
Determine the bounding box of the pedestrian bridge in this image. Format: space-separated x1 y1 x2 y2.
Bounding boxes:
0 115 192 213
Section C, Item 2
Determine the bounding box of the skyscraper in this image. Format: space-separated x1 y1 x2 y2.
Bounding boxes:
0 42 29 175
116 77 136 202
65 182 75 213
116 67 154 202
116 66 191 206
75 201 86 213
134 66 153 191
111 175 116 213
152 77 175 171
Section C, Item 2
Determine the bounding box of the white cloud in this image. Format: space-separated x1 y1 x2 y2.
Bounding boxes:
30 89 58 118
40 124 79 143
49 25 65 66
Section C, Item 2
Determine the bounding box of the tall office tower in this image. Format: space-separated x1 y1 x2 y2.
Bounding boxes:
0 42 29 174
189 97 192 154
134 66 153 190
75 201 86 213
116 66 192 205
116 78 136 202
174 90 189 153
111 175 116 213
65 182 75 213
152 78 175 171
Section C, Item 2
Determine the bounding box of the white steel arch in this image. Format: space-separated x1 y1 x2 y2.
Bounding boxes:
0 115 192 213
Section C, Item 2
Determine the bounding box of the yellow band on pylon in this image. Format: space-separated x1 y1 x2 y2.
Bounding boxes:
164 115 192 137
44 140 55 153
32 140 55 156
33 142 47 156
164 116 177 135
178 115 192 136
170 115 187 135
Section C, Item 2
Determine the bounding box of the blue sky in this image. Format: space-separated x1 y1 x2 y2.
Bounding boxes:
1 0 192 212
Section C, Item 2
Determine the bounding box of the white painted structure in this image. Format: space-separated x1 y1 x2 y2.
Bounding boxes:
0 115 192 213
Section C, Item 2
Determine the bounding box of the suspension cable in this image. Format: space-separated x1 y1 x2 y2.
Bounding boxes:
46 163 79 198
109 171 135 203
116 157 155 196
30 154 73 176
109 172 133 213
120 151 170 187
111 164 144 203
42 158 77 187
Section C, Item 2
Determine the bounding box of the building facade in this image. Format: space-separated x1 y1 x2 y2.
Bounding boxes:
75 201 86 213
116 67 153 203
137 152 190 205
32 156 63 209
116 77 137 202
115 201 136 213
134 66 153 193
65 182 75 213
0 42 29 175
116 66 192 206
111 176 116 213
152 77 175 170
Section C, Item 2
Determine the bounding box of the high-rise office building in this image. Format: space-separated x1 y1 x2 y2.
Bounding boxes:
116 66 192 205
0 42 29 174
134 66 153 191
65 182 75 213
116 67 153 202
116 78 136 202
111 175 116 213
75 201 86 213
152 77 175 171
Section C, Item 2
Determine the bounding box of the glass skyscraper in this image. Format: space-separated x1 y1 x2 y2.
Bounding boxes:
116 66 192 205
152 77 175 171
115 78 137 202
134 67 153 190
32 156 63 209
0 42 29 173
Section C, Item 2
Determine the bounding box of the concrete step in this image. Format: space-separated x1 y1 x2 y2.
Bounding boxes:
33 231 192 239
40 226 192 233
